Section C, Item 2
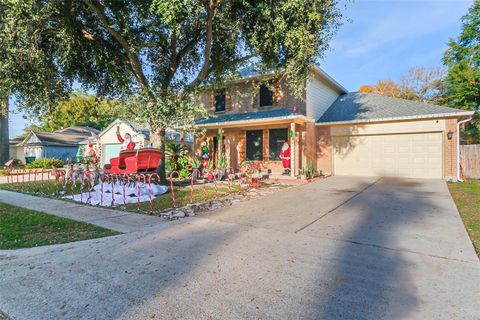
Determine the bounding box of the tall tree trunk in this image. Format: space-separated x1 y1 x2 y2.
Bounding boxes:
0 97 9 165
151 128 167 183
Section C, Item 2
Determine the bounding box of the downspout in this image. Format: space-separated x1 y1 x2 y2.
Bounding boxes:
457 117 472 182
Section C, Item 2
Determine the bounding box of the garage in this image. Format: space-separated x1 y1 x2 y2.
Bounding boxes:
333 132 443 179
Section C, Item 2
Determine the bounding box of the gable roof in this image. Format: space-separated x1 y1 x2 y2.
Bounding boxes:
98 118 150 139
196 107 309 127
22 126 99 147
206 65 347 94
316 92 474 125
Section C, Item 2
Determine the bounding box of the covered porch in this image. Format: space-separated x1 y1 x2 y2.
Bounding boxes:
195 109 315 176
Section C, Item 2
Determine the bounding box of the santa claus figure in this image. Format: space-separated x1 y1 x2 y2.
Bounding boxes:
279 142 291 175
116 125 136 150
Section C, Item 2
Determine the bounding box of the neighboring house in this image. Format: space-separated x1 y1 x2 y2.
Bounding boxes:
95 119 193 165
195 65 474 180
9 137 25 162
19 126 99 163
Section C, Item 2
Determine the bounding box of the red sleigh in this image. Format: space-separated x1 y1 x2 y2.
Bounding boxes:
103 148 162 174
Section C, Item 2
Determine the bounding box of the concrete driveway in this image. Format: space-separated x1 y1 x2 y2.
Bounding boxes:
1 177 479 319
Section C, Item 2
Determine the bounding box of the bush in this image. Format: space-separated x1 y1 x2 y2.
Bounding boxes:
25 158 64 169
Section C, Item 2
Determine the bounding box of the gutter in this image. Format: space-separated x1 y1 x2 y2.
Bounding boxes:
457 117 473 182
196 114 313 128
315 111 475 126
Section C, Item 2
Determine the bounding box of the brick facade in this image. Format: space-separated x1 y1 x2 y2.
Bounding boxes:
315 126 333 175
198 78 306 116
444 118 458 180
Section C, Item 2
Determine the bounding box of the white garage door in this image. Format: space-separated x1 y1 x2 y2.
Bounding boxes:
333 132 443 179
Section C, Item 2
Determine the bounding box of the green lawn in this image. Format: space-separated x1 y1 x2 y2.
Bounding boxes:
448 180 480 257
127 184 242 212
0 202 119 249
0 179 246 213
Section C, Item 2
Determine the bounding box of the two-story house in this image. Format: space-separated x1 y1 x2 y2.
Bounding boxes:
195 66 473 180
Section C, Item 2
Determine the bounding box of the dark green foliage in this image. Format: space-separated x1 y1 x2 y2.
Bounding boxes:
25 158 64 169
443 1 480 143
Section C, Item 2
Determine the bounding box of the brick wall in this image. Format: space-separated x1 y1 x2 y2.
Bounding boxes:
316 126 333 175
444 118 457 180
262 129 269 161
197 78 306 116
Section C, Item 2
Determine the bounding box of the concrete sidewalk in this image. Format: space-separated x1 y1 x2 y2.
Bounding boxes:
0 190 163 233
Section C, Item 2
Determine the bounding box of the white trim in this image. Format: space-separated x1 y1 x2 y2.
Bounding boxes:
315 111 475 126
309 65 348 94
196 115 313 128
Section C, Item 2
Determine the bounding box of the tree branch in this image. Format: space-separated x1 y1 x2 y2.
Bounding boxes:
183 4 215 95
83 0 153 99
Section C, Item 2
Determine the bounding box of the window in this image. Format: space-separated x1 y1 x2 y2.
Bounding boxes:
214 89 226 112
269 128 288 160
259 83 273 107
246 130 263 161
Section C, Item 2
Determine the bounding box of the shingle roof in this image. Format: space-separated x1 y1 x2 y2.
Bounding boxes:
23 127 98 147
196 108 303 125
317 92 471 124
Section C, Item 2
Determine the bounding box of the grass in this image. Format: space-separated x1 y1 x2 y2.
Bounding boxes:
448 180 480 257
0 178 246 213
126 184 242 212
0 202 119 249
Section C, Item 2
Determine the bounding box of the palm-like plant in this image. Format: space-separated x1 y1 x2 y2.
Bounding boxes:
165 143 189 172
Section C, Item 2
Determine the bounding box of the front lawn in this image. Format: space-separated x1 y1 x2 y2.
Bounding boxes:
0 178 247 213
0 202 119 249
448 180 480 256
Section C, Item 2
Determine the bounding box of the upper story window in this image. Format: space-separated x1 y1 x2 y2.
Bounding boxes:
214 89 226 112
259 83 274 107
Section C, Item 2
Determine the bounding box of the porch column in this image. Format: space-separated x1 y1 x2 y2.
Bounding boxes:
218 128 223 163
290 122 295 177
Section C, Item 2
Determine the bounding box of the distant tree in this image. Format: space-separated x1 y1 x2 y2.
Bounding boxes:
399 67 446 105
443 0 480 143
358 67 446 104
16 124 44 140
39 92 127 131
358 80 401 98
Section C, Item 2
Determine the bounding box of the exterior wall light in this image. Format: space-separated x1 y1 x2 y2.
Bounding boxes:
447 130 454 140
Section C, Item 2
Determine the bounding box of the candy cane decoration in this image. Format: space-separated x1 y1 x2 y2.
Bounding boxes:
40 170 45 194
213 169 219 198
100 174 106 206
148 173 160 212
46 171 51 195
202 171 208 202
227 167 235 193
169 171 178 208
27 170 32 193
137 174 146 210
71 176 75 201
110 174 117 207
190 168 197 204
86 178 91 205
121 175 127 209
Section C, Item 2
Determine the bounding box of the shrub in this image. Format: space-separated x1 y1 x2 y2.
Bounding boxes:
25 158 64 169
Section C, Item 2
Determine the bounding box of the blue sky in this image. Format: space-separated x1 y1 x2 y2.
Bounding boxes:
8 0 473 138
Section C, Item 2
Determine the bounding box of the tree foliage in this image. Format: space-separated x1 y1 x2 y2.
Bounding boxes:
443 0 480 143
39 92 127 131
0 0 342 178
358 67 446 105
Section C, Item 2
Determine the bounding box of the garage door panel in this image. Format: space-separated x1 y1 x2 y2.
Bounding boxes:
333 133 443 179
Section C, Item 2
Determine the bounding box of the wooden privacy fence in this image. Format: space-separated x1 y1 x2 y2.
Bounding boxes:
461 144 480 179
